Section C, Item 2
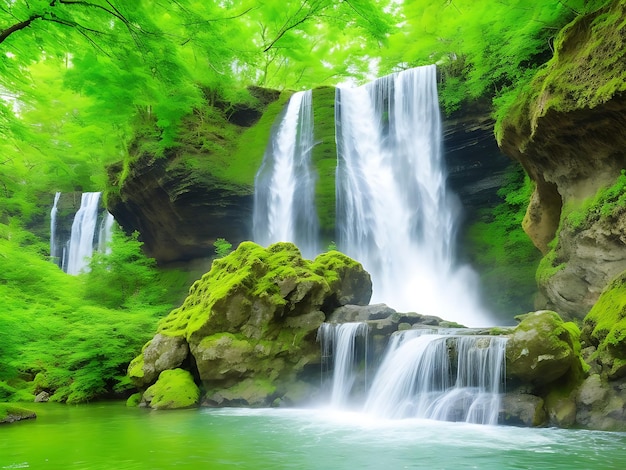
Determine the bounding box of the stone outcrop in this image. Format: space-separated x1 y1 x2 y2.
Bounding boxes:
128 241 372 409
107 87 285 264
498 0 626 319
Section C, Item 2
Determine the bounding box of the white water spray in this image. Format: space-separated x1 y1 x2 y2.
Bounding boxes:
253 90 319 259
335 65 490 326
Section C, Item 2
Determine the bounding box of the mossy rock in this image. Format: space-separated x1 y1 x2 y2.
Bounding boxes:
506 310 582 387
133 241 371 406
157 241 371 343
0 403 36 424
583 271 626 379
143 369 200 410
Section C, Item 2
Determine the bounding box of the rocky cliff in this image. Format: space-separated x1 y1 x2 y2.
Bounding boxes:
498 0 626 320
108 89 514 268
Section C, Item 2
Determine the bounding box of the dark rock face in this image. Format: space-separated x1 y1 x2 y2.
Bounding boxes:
443 101 515 228
108 157 253 264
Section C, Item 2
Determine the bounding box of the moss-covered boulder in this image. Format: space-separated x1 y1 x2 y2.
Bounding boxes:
129 241 372 407
0 403 36 424
506 311 582 387
142 369 200 410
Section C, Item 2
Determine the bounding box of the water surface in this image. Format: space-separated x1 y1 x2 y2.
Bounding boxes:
2 403 625 469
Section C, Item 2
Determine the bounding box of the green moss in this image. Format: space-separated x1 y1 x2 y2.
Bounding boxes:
536 246 566 285
496 0 626 143
311 87 337 239
564 170 626 233
143 368 200 410
126 392 142 407
157 241 349 340
464 165 541 316
222 92 293 187
0 403 36 424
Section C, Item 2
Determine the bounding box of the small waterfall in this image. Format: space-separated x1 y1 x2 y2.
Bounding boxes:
50 192 61 263
363 333 507 425
335 65 490 326
98 212 115 254
318 322 369 408
65 192 102 275
253 90 319 259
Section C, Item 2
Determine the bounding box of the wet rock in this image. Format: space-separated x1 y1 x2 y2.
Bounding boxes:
500 392 547 427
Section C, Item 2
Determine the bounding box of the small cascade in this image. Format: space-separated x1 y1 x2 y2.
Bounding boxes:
318 326 507 425
50 192 61 263
318 322 369 408
335 65 490 326
66 192 102 275
363 332 507 425
253 89 319 259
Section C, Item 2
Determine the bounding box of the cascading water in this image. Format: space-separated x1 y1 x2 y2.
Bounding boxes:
318 323 507 425
66 192 102 275
363 332 507 425
335 65 490 326
253 90 319 259
318 322 369 408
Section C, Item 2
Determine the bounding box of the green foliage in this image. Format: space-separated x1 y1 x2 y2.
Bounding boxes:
466 165 541 315
495 0 624 141
213 238 233 259
0 222 176 403
85 230 166 309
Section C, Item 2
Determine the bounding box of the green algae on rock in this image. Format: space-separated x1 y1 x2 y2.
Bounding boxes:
129 241 372 408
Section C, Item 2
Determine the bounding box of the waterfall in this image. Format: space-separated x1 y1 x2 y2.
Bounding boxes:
335 65 490 326
318 322 369 408
363 333 507 425
50 192 61 263
318 323 507 425
98 212 115 254
65 192 102 275
253 90 319 259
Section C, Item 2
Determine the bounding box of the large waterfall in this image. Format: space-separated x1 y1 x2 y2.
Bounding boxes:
253 90 319 259
318 324 507 425
50 192 115 275
253 65 491 326
335 65 489 326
